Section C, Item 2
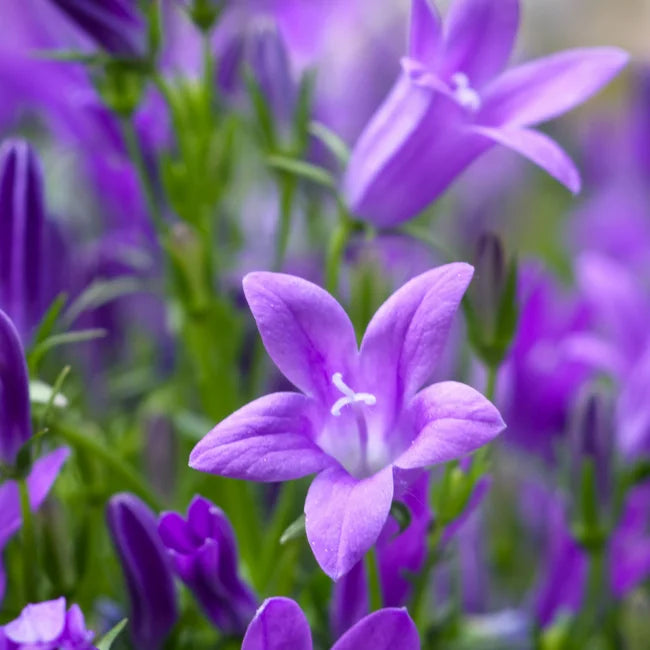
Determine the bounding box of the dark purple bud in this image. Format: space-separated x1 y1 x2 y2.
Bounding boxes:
570 387 612 496
473 232 506 334
0 309 31 466
1 597 95 649
246 18 296 124
48 0 146 57
0 140 45 341
158 495 257 634
107 493 178 650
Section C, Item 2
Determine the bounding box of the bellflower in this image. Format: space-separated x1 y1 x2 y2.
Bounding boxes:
106 494 178 650
0 448 70 601
47 0 146 57
158 495 257 634
0 597 95 650
343 0 628 226
190 264 505 579
0 140 46 342
242 597 420 650
0 310 32 466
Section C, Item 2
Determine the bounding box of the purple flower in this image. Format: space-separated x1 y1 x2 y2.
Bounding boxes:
242 597 419 650
0 597 95 649
106 494 178 650
190 264 504 579
47 0 146 57
0 140 45 342
343 0 628 226
0 448 70 601
0 309 32 466
499 265 591 460
158 495 257 634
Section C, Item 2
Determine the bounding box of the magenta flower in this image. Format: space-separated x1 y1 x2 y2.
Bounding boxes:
190 264 504 579
343 0 628 226
242 597 419 650
0 597 95 650
158 495 257 634
0 448 70 602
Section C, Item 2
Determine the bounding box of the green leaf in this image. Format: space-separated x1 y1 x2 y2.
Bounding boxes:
29 329 107 371
292 69 316 153
267 155 335 189
244 68 276 151
63 277 150 328
280 514 306 544
96 619 128 650
308 121 350 167
31 293 68 347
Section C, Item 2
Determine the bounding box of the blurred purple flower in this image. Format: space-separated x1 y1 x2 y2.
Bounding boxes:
344 0 628 226
0 140 45 342
532 481 650 627
0 448 70 601
0 310 32 466
499 265 591 459
106 493 178 650
242 597 419 650
158 495 257 634
0 597 95 649
190 265 504 579
47 0 146 57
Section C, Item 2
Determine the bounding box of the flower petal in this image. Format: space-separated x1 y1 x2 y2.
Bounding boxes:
396 381 505 470
242 597 312 650
4 597 66 644
0 447 70 551
332 608 420 650
470 126 581 193
360 264 474 414
189 393 333 482
409 0 442 68
0 309 31 464
243 272 358 403
480 47 629 127
304 466 394 580
443 0 519 87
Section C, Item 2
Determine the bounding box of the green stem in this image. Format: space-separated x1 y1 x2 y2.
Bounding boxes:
19 478 38 602
365 547 383 612
121 117 165 233
410 524 443 629
273 175 296 271
56 422 162 511
485 364 498 402
326 205 351 297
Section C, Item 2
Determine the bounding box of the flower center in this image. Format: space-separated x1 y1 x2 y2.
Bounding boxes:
450 72 481 112
330 372 376 416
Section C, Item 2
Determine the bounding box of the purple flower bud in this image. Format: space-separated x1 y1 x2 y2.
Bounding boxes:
246 18 296 124
106 493 178 650
0 309 31 466
158 495 257 634
0 140 45 341
0 597 95 649
47 0 146 57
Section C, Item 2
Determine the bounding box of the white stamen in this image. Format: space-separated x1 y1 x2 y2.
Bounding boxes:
450 72 481 112
330 372 377 417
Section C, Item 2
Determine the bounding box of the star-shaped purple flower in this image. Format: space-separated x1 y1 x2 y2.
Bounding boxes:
190 264 505 579
343 0 628 226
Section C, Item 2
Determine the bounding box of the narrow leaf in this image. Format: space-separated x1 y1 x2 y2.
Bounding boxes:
96 619 128 650
280 514 306 544
309 121 350 166
267 155 335 189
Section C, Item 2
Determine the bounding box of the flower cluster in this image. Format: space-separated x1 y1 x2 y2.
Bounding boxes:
0 0 646 648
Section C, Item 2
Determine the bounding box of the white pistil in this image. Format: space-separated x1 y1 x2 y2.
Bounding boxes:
450 72 481 112
330 372 376 417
